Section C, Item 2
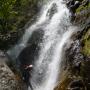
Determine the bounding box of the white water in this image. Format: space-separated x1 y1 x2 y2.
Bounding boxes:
7 0 79 90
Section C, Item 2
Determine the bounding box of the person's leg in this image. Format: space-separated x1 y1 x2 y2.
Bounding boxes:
29 81 33 90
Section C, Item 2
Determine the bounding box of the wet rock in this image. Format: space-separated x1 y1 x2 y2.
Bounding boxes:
47 3 57 19
66 0 90 23
67 0 80 11
73 0 90 24
66 0 75 7
66 0 81 21
55 29 90 90
64 39 84 70
0 50 5 57
68 80 84 88
0 62 26 90
18 29 44 66
0 51 26 90
55 0 90 90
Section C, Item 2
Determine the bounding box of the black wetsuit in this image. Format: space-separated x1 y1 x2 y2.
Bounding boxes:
22 66 33 90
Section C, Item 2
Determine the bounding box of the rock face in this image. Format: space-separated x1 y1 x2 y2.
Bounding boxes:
0 51 26 90
18 29 44 66
47 3 57 19
55 0 90 90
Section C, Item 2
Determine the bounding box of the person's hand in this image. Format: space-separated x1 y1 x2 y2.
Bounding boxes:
25 65 33 69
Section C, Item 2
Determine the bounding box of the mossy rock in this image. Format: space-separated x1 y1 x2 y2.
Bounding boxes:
76 2 90 14
81 28 90 56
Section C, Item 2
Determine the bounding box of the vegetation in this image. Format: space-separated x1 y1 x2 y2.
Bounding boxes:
82 29 90 56
0 0 39 33
76 2 90 13
0 0 16 33
74 0 90 57
0 0 40 50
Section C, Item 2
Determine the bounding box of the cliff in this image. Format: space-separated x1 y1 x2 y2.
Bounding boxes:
0 0 90 90
55 0 90 90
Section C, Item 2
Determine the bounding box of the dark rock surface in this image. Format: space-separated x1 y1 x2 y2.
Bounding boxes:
18 29 44 66
47 3 57 19
68 80 84 89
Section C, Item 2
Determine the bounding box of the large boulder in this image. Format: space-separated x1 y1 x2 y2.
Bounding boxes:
18 29 44 66
0 51 26 90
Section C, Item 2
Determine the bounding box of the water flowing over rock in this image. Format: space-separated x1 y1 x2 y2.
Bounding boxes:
7 0 86 90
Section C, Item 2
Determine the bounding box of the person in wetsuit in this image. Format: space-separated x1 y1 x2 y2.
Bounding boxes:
22 64 33 90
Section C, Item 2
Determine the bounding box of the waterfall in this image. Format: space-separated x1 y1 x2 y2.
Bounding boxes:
7 0 79 90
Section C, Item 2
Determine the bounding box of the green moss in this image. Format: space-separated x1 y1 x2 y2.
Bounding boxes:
76 2 90 13
82 29 90 56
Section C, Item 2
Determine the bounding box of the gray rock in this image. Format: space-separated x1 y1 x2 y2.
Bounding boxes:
0 53 26 90
46 3 57 19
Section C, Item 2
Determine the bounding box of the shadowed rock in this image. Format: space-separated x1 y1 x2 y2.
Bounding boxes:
18 29 44 66
47 3 57 19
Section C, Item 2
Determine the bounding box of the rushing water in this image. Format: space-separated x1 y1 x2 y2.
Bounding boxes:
7 0 79 90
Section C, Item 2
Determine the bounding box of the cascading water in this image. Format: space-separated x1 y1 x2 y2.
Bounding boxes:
7 0 79 90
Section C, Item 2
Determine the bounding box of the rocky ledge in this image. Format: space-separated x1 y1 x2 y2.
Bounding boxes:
0 51 26 90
